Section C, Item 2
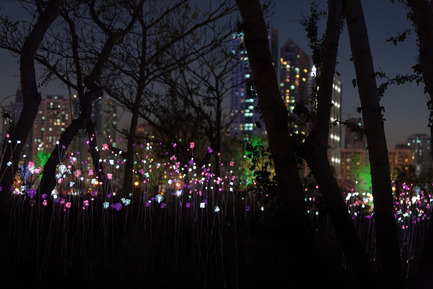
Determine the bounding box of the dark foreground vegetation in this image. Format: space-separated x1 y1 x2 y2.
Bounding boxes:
2 186 429 289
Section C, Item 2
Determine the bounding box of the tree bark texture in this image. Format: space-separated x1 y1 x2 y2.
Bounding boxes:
345 0 404 287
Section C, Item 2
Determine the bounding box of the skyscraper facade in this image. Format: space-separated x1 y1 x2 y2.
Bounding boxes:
93 95 117 145
32 95 72 160
406 133 431 176
279 38 310 113
229 26 278 137
341 118 368 182
306 68 343 177
328 74 343 177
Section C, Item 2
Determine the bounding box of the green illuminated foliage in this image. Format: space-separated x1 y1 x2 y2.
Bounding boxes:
36 151 50 180
349 154 371 193
36 151 50 169
236 136 277 200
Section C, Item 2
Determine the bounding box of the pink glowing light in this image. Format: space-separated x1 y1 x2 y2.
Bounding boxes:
74 169 81 178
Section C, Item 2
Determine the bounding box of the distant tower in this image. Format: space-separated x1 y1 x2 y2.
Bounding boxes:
341 118 369 182
328 74 343 177
344 117 366 150
279 39 310 113
229 25 278 138
406 133 431 176
32 95 73 160
93 95 117 145
307 69 343 177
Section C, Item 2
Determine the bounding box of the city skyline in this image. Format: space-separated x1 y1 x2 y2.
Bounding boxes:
0 0 430 149
267 1 429 149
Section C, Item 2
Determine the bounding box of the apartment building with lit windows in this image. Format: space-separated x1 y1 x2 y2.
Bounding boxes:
279 38 310 113
229 26 279 137
32 95 72 159
406 133 431 176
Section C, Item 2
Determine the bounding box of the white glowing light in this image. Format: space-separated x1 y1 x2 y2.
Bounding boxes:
59 164 67 174
155 194 163 203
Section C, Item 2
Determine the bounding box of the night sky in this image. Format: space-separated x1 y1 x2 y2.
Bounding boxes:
270 0 429 148
0 0 429 148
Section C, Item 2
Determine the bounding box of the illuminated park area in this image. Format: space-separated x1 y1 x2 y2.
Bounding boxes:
2 136 432 288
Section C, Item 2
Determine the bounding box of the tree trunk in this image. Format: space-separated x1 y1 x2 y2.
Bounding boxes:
404 1 433 288
39 87 101 196
122 92 141 197
87 126 112 195
0 0 60 224
345 0 404 287
302 0 375 281
236 0 316 285
38 7 140 196
0 0 60 276
122 24 147 198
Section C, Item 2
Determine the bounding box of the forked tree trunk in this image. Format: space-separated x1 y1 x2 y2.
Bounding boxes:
302 0 375 281
39 5 142 197
345 0 404 287
0 0 61 275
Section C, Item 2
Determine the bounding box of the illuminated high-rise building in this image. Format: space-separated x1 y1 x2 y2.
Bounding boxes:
328 74 343 177
229 26 278 137
32 95 72 160
279 39 310 113
341 118 367 182
72 94 118 167
406 133 431 176
93 95 117 145
388 148 414 179
306 67 342 177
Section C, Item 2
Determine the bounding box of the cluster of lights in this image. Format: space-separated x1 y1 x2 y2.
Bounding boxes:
8 138 269 214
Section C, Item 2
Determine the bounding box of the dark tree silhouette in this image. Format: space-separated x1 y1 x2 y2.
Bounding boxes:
394 1 433 287
101 0 235 197
301 0 375 281
0 0 61 276
235 0 317 286
345 0 404 287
